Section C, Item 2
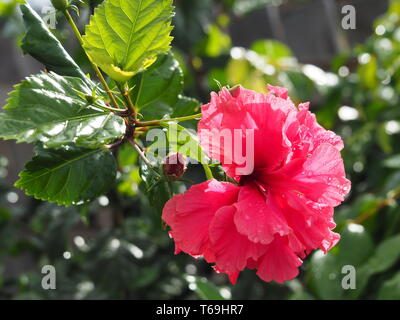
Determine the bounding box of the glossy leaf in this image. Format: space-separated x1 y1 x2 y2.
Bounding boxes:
130 53 183 120
20 4 88 81
171 95 201 118
15 145 117 206
0 72 125 148
82 0 174 82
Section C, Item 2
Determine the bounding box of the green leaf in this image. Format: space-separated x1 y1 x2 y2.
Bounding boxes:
309 225 373 300
82 0 174 82
363 234 400 274
350 234 400 298
250 39 293 61
15 145 117 206
0 72 125 148
383 154 400 168
193 277 225 300
130 53 183 120
338 224 374 266
309 251 344 300
377 271 400 299
197 24 231 57
171 95 201 118
20 4 88 81
159 122 209 163
139 158 172 213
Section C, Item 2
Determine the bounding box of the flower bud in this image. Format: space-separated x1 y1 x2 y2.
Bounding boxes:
162 153 187 181
51 0 69 11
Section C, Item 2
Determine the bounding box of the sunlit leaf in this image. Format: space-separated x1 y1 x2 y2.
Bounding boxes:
0 72 125 148
82 0 174 82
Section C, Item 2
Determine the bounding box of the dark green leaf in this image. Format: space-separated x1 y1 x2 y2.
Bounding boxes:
130 53 185 120
171 95 200 118
350 234 400 298
377 271 400 300
338 224 374 266
20 4 88 81
363 234 400 274
15 145 117 206
309 251 343 300
139 158 171 213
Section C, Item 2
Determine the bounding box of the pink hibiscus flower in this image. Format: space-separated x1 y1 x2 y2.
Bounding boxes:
162 85 351 284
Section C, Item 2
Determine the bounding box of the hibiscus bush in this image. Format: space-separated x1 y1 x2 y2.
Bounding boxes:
1 0 400 300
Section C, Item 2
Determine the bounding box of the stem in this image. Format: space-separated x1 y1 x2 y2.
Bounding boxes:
94 102 128 113
136 113 203 127
117 82 136 120
128 139 154 169
63 10 120 110
349 188 400 225
202 163 214 180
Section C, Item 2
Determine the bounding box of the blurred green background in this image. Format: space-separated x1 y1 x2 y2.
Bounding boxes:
1 0 400 300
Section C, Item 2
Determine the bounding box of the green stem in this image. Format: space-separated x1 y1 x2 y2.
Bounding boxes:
93 102 128 113
116 82 137 120
136 113 203 127
202 163 214 180
63 10 120 110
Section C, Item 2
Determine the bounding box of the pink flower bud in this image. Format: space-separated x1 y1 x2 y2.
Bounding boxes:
162 153 187 181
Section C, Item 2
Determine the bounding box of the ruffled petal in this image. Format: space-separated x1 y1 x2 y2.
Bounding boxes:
162 180 240 257
209 205 266 272
277 192 340 254
256 236 303 283
291 143 351 206
198 86 295 177
234 183 291 244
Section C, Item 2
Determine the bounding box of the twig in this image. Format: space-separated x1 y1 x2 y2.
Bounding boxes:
349 188 400 225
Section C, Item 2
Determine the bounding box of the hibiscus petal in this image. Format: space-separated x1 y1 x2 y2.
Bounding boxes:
293 143 351 206
162 193 183 227
267 85 288 99
234 184 291 244
198 86 294 177
279 192 340 253
209 205 266 273
297 108 344 151
256 236 303 283
162 180 240 257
